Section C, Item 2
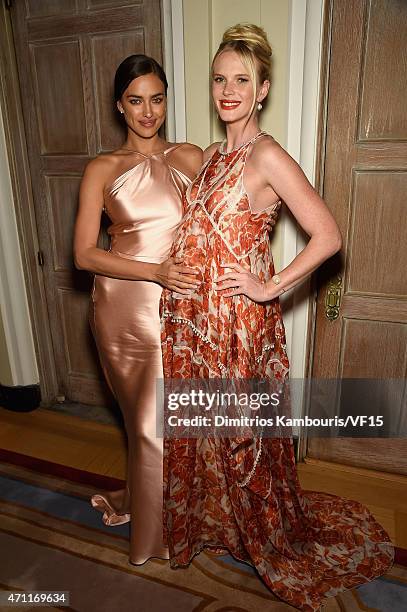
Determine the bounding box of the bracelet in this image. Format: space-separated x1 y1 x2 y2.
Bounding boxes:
271 273 286 295
262 280 286 297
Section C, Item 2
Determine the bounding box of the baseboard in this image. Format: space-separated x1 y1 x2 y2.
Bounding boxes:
0 382 41 412
0 447 125 489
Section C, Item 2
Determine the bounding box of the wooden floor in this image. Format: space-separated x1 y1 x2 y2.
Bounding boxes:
1 406 406 549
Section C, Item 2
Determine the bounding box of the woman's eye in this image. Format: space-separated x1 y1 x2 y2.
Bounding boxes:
153 98 163 104
214 76 224 83
129 99 141 105
238 78 249 83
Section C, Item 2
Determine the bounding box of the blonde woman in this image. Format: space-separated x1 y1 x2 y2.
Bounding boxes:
160 24 394 611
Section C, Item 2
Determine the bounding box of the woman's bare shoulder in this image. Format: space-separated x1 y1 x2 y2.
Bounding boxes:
203 141 221 162
252 134 296 167
170 142 204 176
176 142 203 153
174 142 203 161
84 152 122 177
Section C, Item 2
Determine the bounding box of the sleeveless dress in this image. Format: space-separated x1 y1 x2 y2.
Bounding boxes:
89 145 190 564
159 132 394 611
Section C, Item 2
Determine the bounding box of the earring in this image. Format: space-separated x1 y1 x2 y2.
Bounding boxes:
257 102 263 111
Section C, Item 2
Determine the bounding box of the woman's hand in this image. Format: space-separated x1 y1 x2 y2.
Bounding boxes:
215 262 273 303
155 257 201 294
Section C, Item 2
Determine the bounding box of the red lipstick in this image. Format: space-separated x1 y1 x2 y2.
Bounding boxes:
219 100 241 110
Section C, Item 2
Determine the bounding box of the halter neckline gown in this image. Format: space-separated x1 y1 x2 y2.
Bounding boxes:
160 132 394 611
89 144 190 564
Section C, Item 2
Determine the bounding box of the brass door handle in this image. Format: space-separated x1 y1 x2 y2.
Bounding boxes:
325 275 342 320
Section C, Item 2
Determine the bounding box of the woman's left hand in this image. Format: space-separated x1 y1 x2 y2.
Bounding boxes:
215 262 270 303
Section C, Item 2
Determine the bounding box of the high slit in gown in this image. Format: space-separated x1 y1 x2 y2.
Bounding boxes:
88 144 190 564
159 131 394 610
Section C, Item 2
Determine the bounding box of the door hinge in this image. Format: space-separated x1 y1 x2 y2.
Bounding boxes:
37 250 45 266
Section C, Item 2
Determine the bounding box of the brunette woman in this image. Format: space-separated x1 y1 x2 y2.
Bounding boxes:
74 54 202 565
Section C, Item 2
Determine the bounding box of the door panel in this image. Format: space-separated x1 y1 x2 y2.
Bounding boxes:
309 0 407 474
10 0 162 405
91 30 145 151
30 40 88 154
357 0 406 141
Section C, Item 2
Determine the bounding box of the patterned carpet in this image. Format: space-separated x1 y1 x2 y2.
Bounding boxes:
0 459 406 612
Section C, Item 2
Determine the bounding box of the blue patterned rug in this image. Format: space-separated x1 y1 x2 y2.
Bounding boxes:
0 459 406 611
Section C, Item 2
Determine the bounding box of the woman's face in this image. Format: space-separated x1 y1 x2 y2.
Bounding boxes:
117 73 167 138
212 50 260 125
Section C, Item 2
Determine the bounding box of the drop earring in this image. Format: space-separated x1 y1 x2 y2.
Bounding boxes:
257 102 263 111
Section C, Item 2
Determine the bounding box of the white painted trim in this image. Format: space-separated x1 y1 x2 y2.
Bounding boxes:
162 0 175 141
283 0 325 413
0 107 39 386
162 0 187 142
281 0 307 394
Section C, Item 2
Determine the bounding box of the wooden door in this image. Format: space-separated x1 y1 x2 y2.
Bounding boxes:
308 0 407 474
9 0 162 405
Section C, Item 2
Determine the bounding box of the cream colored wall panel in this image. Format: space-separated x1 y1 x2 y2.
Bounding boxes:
212 0 260 28
260 0 290 146
183 0 211 148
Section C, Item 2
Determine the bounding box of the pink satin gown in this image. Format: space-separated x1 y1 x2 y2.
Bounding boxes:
88 144 190 564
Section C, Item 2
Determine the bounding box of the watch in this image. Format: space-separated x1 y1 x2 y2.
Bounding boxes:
271 274 285 293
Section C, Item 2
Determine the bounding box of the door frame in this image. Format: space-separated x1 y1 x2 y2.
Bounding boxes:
297 0 335 461
283 0 330 462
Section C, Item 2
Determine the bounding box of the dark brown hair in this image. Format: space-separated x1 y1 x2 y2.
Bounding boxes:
114 54 168 101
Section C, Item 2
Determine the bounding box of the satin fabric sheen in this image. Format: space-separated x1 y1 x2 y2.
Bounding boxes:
89 146 190 564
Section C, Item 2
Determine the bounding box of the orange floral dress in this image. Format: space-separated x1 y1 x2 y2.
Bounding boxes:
159 132 394 611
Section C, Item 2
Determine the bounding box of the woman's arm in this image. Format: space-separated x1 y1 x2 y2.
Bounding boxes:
216 139 342 302
73 157 200 293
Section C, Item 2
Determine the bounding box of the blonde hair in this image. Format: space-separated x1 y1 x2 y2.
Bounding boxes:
212 23 272 114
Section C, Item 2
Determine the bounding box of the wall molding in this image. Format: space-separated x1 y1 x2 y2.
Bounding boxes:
162 0 187 142
283 0 325 388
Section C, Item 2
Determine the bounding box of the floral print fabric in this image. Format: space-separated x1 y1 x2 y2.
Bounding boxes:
159 132 394 611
